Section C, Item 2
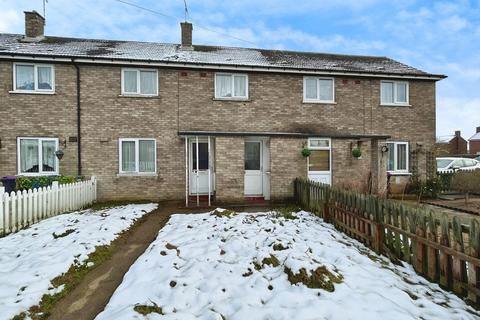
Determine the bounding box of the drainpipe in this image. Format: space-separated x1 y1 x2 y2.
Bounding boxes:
72 59 82 176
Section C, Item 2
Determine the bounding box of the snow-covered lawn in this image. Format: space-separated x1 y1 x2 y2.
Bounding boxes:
0 203 157 320
97 209 480 320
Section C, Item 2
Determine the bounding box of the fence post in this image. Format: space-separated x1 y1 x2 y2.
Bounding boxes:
91 176 97 203
0 187 4 235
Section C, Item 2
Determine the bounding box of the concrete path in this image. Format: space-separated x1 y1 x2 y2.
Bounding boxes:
48 203 204 320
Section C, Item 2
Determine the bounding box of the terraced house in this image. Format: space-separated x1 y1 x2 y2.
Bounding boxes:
0 11 446 205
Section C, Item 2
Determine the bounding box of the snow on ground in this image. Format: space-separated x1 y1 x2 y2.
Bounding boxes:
0 203 157 320
97 209 480 320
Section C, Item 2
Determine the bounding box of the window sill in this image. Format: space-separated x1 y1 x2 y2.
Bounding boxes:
116 173 158 177
17 172 59 177
387 172 412 176
118 94 159 98
380 103 411 107
213 97 250 102
9 90 56 95
302 100 337 105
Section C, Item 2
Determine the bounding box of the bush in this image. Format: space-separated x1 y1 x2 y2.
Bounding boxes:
15 175 81 191
405 175 442 199
451 170 480 194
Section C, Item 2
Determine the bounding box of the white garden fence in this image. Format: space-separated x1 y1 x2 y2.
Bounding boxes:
0 176 97 236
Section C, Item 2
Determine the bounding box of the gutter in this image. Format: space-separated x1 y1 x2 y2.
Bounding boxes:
0 54 447 81
72 59 82 176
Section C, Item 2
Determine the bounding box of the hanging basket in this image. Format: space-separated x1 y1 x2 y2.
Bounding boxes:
301 148 311 158
352 147 362 158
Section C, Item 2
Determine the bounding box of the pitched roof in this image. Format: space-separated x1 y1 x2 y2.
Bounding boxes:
470 132 480 141
0 33 446 79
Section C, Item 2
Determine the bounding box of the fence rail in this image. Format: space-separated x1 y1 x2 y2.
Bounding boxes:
294 178 480 307
0 176 97 236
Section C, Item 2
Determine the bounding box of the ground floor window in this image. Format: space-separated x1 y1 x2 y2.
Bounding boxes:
17 137 59 175
386 141 409 173
119 138 156 174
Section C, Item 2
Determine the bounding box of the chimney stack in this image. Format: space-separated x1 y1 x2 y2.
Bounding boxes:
24 11 45 41
180 22 193 48
455 130 461 137
476 126 480 133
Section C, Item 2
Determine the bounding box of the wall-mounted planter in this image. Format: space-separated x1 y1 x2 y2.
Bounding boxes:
302 148 311 158
352 147 362 159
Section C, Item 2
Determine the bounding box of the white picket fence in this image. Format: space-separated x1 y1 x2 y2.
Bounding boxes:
0 176 97 236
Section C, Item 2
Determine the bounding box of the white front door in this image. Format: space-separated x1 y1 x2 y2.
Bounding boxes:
307 138 332 185
189 139 214 195
244 140 263 196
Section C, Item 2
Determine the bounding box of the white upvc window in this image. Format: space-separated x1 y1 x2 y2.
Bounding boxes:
386 141 409 173
214 73 248 99
119 138 157 174
13 63 55 93
17 137 59 176
303 77 335 103
121 68 158 96
380 80 409 105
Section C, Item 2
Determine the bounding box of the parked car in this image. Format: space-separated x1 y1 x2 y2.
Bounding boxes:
476 155 480 162
437 157 480 173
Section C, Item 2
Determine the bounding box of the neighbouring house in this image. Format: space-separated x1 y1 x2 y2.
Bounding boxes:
438 130 468 156
469 127 480 155
0 11 446 204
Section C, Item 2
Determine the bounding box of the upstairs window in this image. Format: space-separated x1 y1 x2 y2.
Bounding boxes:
119 138 156 174
381 81 409 105
17 137 59 175
386 142 409 173
303 77 334 103
121 68 158 96
14 63 54 92
215 73 248 99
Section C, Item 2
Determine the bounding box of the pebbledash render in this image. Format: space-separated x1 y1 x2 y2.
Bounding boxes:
0 11 446 204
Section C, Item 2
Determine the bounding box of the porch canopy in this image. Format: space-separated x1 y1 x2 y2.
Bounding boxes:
178 130 390 140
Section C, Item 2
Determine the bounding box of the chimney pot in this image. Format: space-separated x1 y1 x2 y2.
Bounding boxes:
477 126 480 133
180 22 193 48
24 11 45 41
455 130 461 137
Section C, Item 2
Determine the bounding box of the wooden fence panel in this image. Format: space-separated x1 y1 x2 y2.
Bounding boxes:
0 177 97 237
293 178 480 308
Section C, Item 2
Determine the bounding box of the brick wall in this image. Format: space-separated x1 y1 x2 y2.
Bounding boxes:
0 60 437 201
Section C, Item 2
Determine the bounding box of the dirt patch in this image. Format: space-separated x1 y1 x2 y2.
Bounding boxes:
424 197 480 215
52 229 76 239
134 303 163 315
211 209 237 218
285 266 343 292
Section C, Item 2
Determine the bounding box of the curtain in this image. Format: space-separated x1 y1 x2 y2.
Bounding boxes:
381 82 394 103
20 139 39 173
318 79 333 101
233 75 246 97
305 78 317 100
16 65 34 90
387 143 395 171
140 71 157 95
309 150 330 171
396 82 407 103
123 71 137 93
139 140 155 172
216 74 232 97
397 144 407 170
37 67 52 90
42 140 56 172
121 141 136 172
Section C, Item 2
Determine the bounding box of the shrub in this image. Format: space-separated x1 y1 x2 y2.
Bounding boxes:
15 175 81 191
405 174 441 199
451 170 480 194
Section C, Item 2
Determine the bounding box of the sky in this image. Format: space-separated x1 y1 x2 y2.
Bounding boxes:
1 0 479 141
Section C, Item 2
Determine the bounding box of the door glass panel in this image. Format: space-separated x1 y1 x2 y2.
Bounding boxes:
42 140 56 172
309 150 330 171
245 142 261 170
192 143 209 170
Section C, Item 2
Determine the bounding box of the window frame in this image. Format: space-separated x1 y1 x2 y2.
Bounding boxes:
121 68 159 96
380 80 409 106
118 138 157 175
13 63 55 93
303 77 335 103
386 141 409 174
214 73 249 100
17 137 59 176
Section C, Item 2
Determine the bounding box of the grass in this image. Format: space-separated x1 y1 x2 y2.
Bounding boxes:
52 229 76 239
284 266 343 292
12 206 155 320
273 206 301 220
211 209 237 218
133 303 163 315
